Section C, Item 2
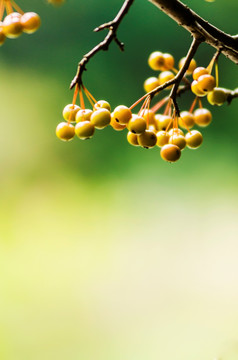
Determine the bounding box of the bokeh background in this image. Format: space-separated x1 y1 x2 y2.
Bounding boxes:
0 0 238 359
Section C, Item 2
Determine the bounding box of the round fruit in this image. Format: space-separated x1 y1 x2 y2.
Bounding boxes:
90 108 111 129
156 131 170 147
63 104 80 122
160 144 181 162
161 53 175 71
113 105 132 125
191 80 207 97
207 87 228 105
196 74 216 92
158 71 175 88
148 51 164 71
179 57 197 75
94 100 111 112
3 15 23 38
185 130 203 149
110 114 127 131
21 12 41 34
143 77 160 93
75 121 95 140
138 130 157 149
141 109 155 125
75 109 93 123
128 116 147 134
154 114 172 131
169 133 186 150
56 122 75 141
127 131 139 146
0 22 6 45
192 66 209 80
179 111 195 129
193 108 212 127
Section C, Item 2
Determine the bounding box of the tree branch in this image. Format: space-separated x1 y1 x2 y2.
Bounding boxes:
148 0 238 64
170 37 201 116
70 0 135 89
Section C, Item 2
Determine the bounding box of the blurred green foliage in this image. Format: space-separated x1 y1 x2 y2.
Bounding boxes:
0 0 238 359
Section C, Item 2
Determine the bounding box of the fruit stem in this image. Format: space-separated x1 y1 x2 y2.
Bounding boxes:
198 98 203 109
189 96 198 113
5 0 13 14
130 92 152 110
10 0 24 15
68 84 79 124
79 86 85 110
0 0 5 21
82 85 97 104
215 60 219 87
163 98 172 115
151 96 169 113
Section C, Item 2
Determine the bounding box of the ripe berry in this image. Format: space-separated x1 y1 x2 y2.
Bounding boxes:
3 13 23 38
196 74 216 92
141 109 155 125
179 57 197 75
90 108 111 129
192 66 209 80
169 133 186 150
143 77 160 93
161 53 175 71
75 121 95 140
21 12 41 34
94 100 111 112
138 130 157 149
179 111 195 129
191 80 207 97
185 130 203 149
63 104 80 122
0 22 6 45
75 109 93 123
156 130 170 147
193 108 212 127
207 87 228 105
113 105 132 125
154 114 172 131
110 114 127 131
128 116 147 134
127 131 139 146
148 51 164 71
56 122 75 141
158 71 175 88
160 144 181 162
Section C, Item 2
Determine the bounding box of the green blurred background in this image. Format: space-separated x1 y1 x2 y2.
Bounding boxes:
0 0 238 359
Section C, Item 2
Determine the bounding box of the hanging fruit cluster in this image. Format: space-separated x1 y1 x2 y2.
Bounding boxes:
56 48 228 163
0 0 41 45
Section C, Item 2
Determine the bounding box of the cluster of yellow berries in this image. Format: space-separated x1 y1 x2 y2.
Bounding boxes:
145 50 229 106
56 47 228 164
56 84 210 163
191 66 229 105
0 0 40 46
56 99 112 142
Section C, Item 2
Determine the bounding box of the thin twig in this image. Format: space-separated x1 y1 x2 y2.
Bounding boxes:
70 0 135 89
170 37 201 117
